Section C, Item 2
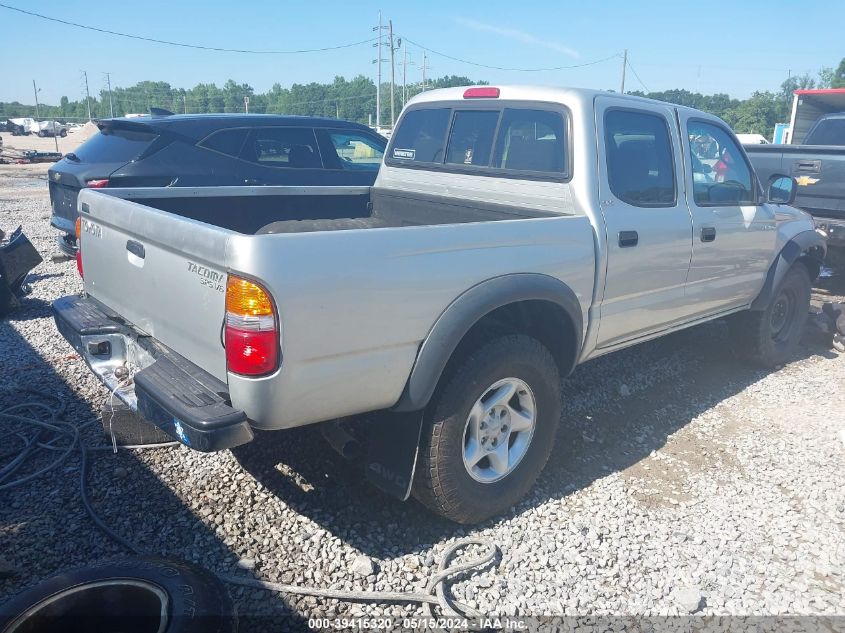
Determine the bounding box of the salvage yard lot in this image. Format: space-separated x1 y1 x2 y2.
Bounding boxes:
1 164 843 624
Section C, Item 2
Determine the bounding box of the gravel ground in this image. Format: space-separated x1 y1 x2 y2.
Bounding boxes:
1 169 844 628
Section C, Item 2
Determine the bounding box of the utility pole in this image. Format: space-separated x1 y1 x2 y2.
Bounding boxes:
244 96 249 113
105 73 114 118
620 49 627 94
32 80 40 120
183 94 188 114
372 11 389 130
400 45 415 106
83 71 92 121
388 21 397 128
421 53 431 91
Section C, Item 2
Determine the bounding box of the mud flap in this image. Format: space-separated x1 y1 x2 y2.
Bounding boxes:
364 410 425 501
0 226 43 317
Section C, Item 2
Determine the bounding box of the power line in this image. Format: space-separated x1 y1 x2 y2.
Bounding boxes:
626 59 650 93
0 3 379 54
400 36 621 72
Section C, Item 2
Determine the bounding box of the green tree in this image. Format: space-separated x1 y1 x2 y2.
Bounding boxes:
833 57 845 88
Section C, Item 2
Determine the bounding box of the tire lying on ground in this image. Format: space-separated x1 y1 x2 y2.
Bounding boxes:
729 263 812 367
413 334 561 524
0 558 237 633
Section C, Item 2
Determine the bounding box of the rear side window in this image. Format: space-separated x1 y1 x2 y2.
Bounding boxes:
493 109 566 173
72 127 158 163
804 118 845 145
198 128 249 157
604 110 676 206
389 108 450 163
445 111 498 166
245 128 322 168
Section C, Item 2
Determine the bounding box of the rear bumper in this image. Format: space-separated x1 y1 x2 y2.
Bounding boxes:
53 295 254 452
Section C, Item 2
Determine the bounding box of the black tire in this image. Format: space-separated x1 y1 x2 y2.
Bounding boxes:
729 264 812 367
37 130 46 138
59 129 67 138
0 558 236 633
413 335 561 524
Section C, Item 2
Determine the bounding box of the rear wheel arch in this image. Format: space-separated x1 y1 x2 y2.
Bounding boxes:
392 273 583 412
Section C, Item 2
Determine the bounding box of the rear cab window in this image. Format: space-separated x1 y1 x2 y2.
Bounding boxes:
387 103 568 180
73 127 158 163
804 118 845 145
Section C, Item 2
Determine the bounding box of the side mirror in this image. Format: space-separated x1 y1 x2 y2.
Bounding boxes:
767 174 796 205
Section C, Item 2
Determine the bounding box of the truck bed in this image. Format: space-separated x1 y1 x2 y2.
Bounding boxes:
101 185 566 235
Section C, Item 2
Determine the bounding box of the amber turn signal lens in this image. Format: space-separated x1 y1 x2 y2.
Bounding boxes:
225 276 274 317
75 217 81 240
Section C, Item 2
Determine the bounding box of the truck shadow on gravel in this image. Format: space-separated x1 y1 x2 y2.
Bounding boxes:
0 313 307 629
232 316 840 558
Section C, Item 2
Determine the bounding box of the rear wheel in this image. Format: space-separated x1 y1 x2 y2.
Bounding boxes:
729 264 812 367
59 129 67 138
413 335 561 524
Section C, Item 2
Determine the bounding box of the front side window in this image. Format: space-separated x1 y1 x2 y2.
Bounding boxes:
445 110 499 166
493 108 566 174
687 121 755 205
246 127 322 168
389 108 450 163
604 109 676 206
326 131 385 170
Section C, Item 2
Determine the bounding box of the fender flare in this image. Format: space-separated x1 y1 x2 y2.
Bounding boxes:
750 229 826 311
392 273 584 412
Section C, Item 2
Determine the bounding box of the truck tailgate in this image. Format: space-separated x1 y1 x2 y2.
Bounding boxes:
78 188 229 380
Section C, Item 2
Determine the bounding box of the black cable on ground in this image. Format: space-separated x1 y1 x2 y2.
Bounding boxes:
1 389 499 620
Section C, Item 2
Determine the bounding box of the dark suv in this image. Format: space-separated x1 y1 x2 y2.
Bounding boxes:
48 113 386 254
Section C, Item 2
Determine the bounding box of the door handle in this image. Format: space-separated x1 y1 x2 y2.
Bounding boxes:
126 240 145 259
618 230 639 248
701 226 717 242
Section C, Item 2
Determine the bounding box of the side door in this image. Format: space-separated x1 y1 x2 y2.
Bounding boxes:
594 97 694 348
678 114 777 315
239 127 326 185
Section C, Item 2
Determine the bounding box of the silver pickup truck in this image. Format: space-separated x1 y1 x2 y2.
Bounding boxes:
54 86 825 523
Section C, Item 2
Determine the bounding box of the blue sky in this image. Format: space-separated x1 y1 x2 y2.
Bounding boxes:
1 0 842 105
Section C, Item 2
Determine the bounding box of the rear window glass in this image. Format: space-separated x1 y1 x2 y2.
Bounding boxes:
198 128 249 157
493 109 566 173
804 118 845 146
389 108 450 163
73 127 158 163
445 110 499 166
605 110 676 206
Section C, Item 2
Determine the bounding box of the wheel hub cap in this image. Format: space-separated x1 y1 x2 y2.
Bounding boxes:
462 377 537 483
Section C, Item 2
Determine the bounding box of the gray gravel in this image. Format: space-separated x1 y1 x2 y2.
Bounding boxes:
1 169 844 626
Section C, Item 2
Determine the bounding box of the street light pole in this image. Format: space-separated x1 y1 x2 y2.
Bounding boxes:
32 80 40 120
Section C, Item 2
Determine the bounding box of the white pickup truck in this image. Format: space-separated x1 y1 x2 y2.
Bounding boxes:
54 86 825 523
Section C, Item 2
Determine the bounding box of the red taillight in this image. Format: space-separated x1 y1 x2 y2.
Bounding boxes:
76 251 83 278
224 276 279 376
86 179 109 188
463 87 500 99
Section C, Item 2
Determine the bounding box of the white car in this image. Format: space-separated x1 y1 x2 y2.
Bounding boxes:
31 121 68 138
